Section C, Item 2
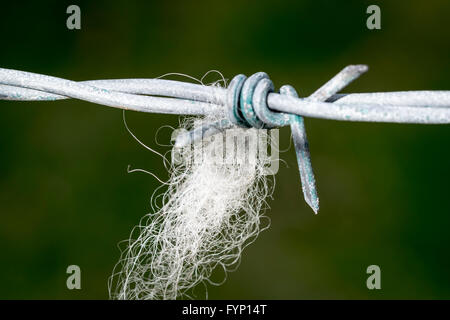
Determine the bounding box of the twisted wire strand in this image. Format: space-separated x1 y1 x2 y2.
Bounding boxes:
0 68 223 115
2 65 450 213
1 67 450 123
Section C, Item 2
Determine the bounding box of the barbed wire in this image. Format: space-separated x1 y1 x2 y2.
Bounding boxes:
1 65 449 213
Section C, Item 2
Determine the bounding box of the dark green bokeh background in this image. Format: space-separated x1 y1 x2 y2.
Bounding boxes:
0 0 449 299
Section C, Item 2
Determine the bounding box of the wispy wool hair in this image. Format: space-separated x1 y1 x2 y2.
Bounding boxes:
108 114 273 300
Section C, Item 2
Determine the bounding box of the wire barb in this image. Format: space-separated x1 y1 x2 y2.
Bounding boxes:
1 65 449 214
174 65 368 213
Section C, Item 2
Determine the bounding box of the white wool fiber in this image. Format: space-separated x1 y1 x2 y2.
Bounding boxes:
109 86 274 300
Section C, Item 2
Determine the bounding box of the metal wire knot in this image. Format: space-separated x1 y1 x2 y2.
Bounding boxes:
228 72 290 129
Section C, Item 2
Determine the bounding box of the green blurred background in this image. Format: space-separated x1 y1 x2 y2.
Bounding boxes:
0 0 449 299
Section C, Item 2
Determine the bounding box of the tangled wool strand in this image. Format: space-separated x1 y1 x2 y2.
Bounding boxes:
108 113 274 300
